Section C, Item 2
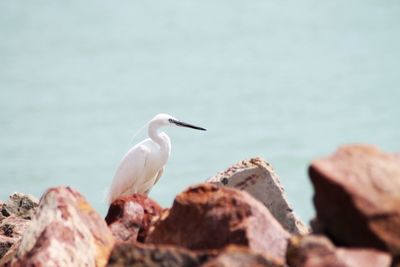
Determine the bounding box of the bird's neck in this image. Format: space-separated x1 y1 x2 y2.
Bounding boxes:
148 123 171 157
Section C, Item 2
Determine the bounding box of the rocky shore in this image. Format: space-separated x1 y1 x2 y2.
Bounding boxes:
0 144 399 266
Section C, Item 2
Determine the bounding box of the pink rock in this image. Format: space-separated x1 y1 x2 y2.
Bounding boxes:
0 192 38 262
9 186 115 267
336 248 391 267
0 239 20 266
0 215 31 261
0 235 14 260
0 201 4 222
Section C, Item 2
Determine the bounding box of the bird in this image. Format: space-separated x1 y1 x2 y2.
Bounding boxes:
108 113 206 204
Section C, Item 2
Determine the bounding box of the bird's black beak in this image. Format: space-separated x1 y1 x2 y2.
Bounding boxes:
169 119 206 131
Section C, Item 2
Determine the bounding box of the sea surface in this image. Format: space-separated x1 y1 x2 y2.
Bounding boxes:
1 1 399 222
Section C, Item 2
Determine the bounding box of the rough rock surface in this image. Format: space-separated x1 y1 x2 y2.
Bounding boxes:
0 239 20 266
0 193 38 220
106 242 211 267
286 235 391 267
105 194 163 243
309 144 400 256
202 245 283 267
0 193 38 264
207 157 307 235
8 186 115 267
0 235 14 262
146 183 289 261
0 201 4 222
0 216 30 259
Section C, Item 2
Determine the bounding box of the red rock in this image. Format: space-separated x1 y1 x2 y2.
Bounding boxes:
106 242 211 267
107 243 282 267
286 235 391 267
9 186 115 267
202 245 283 267
105 194 163 243
146 184 289 261
309 145 400 256
207 157 308 235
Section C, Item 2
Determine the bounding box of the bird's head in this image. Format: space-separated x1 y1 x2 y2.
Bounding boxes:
151 113 206 131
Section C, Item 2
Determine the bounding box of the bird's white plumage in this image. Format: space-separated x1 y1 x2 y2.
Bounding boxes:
108 113 205 204
108 136 169 203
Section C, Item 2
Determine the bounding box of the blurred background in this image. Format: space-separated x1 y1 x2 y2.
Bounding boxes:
1 1 399 222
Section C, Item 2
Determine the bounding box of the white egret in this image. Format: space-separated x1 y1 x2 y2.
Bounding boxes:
108 113 206 204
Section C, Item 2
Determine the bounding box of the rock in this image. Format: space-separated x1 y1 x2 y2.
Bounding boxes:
336 249 391 267
105 194 163 243
0 201 4 222
106 242 211 267
146 183 289 261
0 239 20 266
1 193 38 220
9 186 115 267
0 215 31 260
0 193 37 263
0 215 30 239
286 235 391 267
207 157 308 235
0 235 13 260
107 243 281 267
309 144 400 256
202 245 283 267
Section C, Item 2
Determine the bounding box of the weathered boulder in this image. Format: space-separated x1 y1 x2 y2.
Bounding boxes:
0 193 38 220
309 144 400 256
0 193 38 264
202 245 283 267
146 184 289 261
0 239 20 266
286 235 391 267
0 235 14 262
107 243 283 267
207 157 308 235
106 242 212 267
0 215 30 239
8 186 115 267
0 216 30 259
105 194 163 243
0 201 4 222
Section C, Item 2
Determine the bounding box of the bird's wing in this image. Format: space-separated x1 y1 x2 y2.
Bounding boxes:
108 143 151 203
143 167 164 195
153 167 164 186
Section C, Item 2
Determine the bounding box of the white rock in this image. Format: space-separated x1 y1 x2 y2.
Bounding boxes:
207 157 308 235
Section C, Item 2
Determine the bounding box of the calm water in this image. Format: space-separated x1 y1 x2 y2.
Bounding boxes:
1 1 399 222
